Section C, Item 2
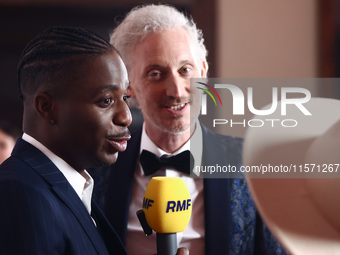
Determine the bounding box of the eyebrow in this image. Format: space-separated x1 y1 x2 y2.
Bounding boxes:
91 84 121 97
97 83 129 93
144 64 164 71
179 59 195 66
99 84 119 92
144 59 195 70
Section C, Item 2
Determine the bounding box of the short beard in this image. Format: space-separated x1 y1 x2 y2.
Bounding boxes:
147 115 196 135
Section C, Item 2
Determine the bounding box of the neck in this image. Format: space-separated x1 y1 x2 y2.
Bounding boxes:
144 122 195 153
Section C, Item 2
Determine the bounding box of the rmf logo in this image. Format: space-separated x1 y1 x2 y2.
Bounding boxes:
197 83 311 116
143 197 192 213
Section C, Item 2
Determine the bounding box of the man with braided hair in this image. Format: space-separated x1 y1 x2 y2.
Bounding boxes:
0 26 131 255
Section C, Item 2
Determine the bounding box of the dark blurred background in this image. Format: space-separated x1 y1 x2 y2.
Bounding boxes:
0 0 339 134
0 0 216 131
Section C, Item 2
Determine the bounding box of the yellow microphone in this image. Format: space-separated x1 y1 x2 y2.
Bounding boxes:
140 177 192 255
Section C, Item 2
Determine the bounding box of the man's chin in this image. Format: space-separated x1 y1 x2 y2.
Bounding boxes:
96 153 118 167
158 124 191 135
163 119 196 135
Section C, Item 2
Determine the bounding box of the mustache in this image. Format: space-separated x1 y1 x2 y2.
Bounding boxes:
107 129 131 139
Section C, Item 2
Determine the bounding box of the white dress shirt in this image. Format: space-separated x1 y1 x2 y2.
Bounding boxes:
22 133 94 216
126 123 205 255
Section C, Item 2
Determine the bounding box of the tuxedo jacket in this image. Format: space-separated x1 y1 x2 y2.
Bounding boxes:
0 139 127 255
92 124 285 255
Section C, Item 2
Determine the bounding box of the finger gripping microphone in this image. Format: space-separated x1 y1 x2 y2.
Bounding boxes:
142 177 192 255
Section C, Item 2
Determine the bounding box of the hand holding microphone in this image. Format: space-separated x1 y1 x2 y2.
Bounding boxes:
137 177 192 255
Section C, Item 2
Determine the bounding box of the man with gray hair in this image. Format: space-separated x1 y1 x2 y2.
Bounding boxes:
92 4 285 255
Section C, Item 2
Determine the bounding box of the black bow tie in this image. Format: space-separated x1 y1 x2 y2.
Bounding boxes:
140 150 194 176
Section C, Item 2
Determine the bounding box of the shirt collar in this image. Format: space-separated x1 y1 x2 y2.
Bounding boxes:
22 133 92 200
139 122 203 175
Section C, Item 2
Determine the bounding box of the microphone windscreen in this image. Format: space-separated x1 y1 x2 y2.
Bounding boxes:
143 177 192 233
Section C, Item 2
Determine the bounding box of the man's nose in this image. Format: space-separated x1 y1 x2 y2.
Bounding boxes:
113 101 132 127
165 73 188 98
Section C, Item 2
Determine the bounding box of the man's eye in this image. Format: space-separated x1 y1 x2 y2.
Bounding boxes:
148 70 161 79
104 98 113 104
181 67 191 74
123 95 131 102
98 98 114 108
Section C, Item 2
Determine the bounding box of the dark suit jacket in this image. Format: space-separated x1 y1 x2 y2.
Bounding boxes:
92 124 285 255
0 139 127 255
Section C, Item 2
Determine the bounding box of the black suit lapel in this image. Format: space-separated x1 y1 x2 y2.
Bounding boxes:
13 139 109 255
52 184 109 254
201 126 232 255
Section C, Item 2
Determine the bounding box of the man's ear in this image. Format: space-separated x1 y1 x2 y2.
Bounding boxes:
201 60 208 78
33 92 56 124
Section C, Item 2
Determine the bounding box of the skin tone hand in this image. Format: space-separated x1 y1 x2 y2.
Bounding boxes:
153 247 188 255
177 247 189 255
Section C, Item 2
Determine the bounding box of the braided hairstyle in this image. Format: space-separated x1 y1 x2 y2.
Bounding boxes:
18 26 119 101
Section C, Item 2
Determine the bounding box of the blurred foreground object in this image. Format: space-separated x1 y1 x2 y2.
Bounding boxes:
243 97 340 254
